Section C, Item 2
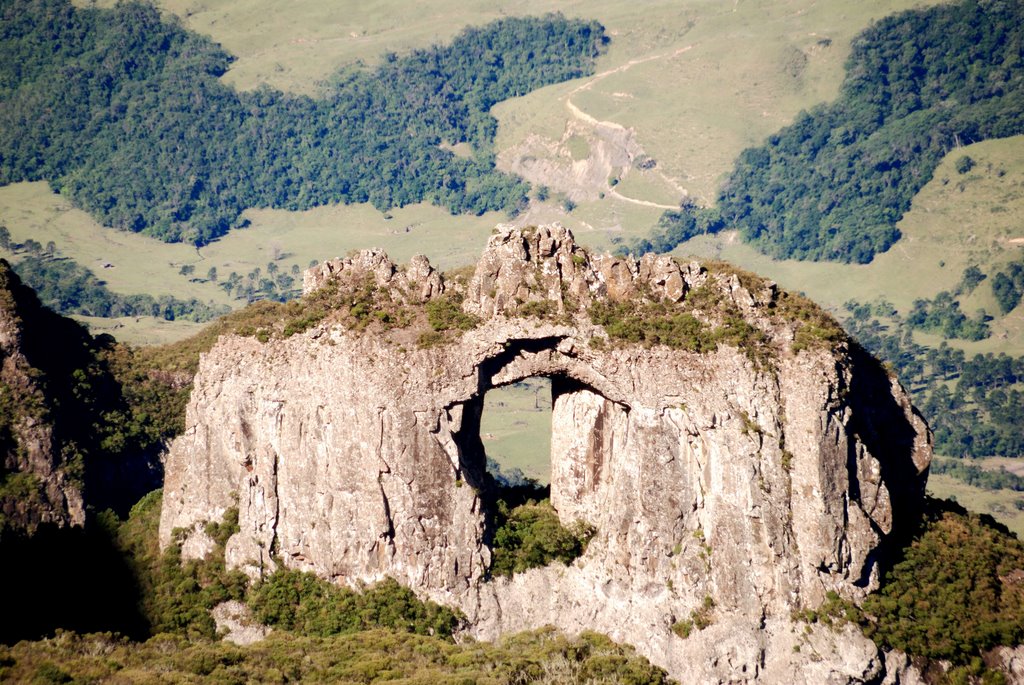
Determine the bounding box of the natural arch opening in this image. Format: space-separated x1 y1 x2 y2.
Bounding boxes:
453 360 623 579
480 377 552 488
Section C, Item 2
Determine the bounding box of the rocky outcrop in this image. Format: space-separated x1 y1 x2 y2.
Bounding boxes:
0 262 85 535
161 225 932 683
212 600 272 646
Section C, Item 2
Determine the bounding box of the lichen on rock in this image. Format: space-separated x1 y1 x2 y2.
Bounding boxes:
160 224 932 683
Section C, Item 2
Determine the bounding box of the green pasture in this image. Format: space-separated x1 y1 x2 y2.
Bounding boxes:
480 379 553 485
927 473 1024 538
0 182 227 305
492 0 949 205
673 136 1024 354
83 0 950 206
0 181 511 344
16 0 980 348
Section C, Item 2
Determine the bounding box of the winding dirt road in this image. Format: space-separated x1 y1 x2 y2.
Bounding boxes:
561 45 697 211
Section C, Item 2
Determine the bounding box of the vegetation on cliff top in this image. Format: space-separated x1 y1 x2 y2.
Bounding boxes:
589 261 844 360
0 0 605 244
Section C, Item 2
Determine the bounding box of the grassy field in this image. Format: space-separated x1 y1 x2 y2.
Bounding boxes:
18 0 966 345
209 202 504 275
0 181 512 344
927 474 1024 538
0 183 227 304
79 0 949 208
673 136 1024 355
480 379 553 485
81 0 650 95
492 0 948 206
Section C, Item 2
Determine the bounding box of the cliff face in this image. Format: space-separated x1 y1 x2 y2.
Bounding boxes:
161 226 932 683
0 262 85 534
0 260 167 537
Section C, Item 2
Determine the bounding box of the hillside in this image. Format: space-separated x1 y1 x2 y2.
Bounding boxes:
0 0 955 343
644 0 1024 264
0 260 182 534
1 0 605 243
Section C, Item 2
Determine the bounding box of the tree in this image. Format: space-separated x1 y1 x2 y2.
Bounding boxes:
206 266 217 282
955 155 975 175
0 226 10 250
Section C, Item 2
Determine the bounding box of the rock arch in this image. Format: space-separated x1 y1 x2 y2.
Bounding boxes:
160 225 931 682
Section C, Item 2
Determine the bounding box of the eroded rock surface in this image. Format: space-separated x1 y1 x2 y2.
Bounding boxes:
0 262 85 535
161 225 932 683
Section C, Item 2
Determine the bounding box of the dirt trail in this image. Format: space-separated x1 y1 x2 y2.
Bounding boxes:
562 45 696 210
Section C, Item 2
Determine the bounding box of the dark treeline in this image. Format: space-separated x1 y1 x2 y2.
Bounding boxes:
13 256 229 322
638 0 1024 263
844 301 1024 459
0 0 605 244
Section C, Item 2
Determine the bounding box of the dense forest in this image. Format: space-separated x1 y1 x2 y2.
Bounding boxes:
0 0 606 244
844 295 1024 459
640 0 1024 263
12 255 229 322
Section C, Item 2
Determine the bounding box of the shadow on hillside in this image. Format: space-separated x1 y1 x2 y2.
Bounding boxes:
0 522 146 644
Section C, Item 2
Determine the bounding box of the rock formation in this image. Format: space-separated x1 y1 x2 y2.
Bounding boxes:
0 260 166 537
0 261 85 535
161 225 932 683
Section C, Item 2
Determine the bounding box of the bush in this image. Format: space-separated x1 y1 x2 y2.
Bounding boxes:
425 293 479 333
671 595 715 638
248 571 463 639
489 499 595 577
955 155 976 175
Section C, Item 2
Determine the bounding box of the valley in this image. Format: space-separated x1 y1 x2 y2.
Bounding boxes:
2 0 1024 681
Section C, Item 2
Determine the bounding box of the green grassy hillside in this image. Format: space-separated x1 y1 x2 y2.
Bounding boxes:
2 0 962 343
673 136 1024 354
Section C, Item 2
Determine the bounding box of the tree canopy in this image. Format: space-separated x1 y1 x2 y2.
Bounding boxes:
644 0 1024 263
0 0 606 244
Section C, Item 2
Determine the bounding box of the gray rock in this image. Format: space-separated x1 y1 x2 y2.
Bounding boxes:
211 600 271 645
994 645 1024 685
161 225 932 683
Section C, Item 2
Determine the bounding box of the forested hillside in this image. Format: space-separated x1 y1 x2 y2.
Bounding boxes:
0 261 185 529
0 0 605 244
643 0 1024 264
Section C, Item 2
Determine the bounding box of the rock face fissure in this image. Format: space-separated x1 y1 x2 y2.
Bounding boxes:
160 225 931 683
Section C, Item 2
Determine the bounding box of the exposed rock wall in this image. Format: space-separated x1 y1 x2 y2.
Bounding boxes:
0 262 85 535
161 225 932 683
